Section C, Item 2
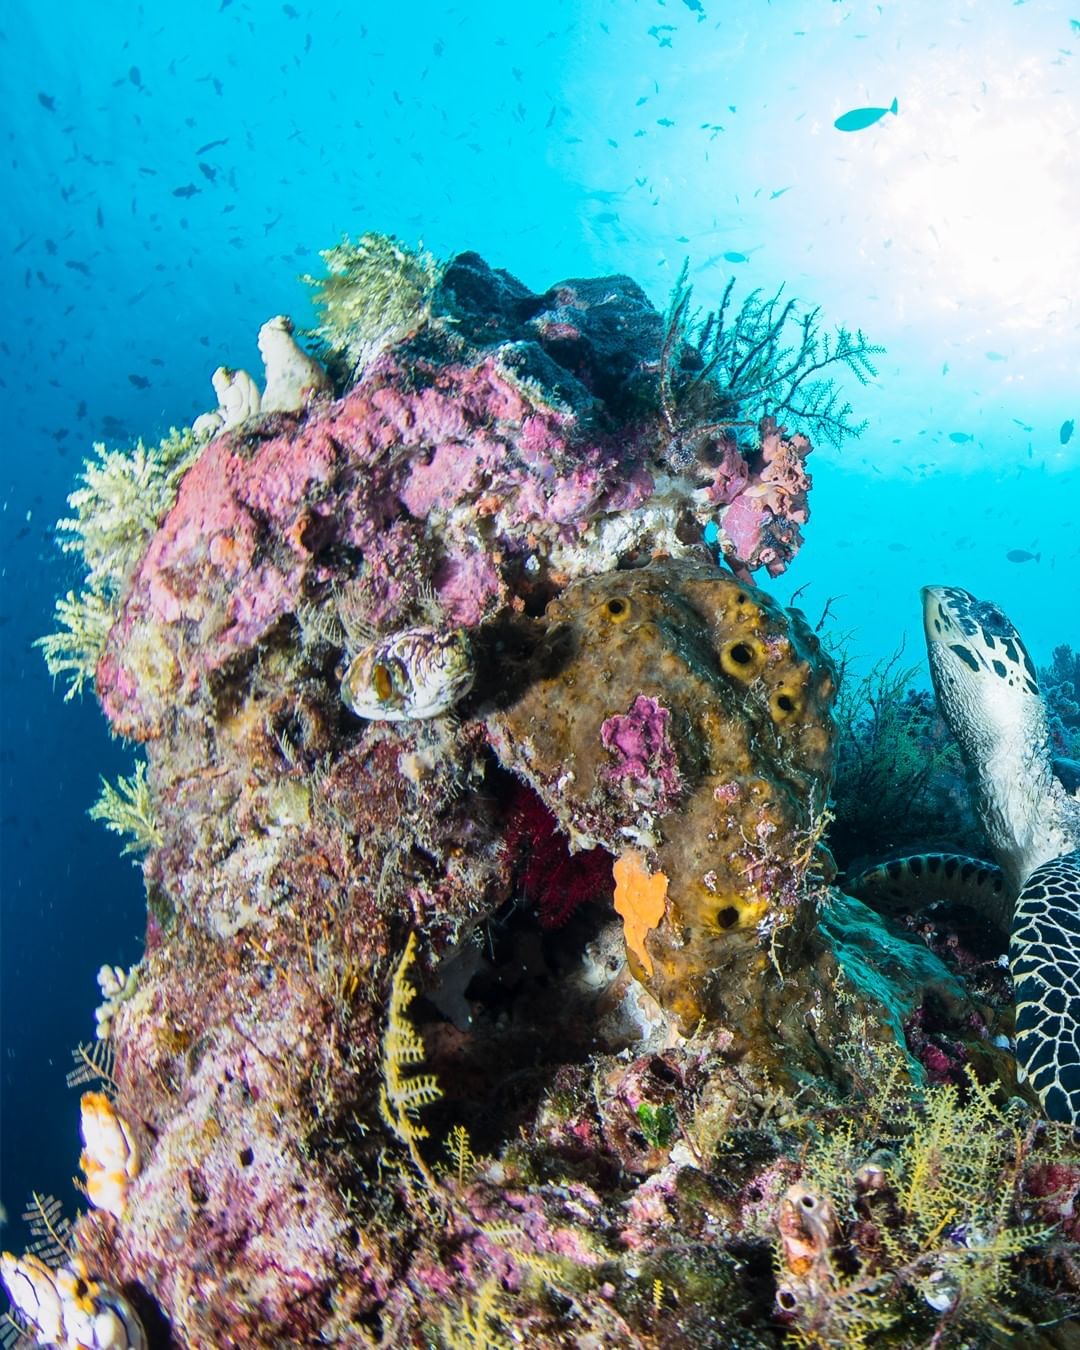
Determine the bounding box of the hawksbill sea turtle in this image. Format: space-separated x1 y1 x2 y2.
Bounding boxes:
849 585 1080 1123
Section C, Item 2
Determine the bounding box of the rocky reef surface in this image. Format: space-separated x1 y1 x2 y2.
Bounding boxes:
12 238 1080 1349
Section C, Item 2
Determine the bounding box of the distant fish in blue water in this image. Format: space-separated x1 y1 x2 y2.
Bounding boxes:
1006 549 1040 563
128 374 150 389
1060 419 1074 445
948 432 973 443
172 183 200 198
723 251 749 263
38 91 57 111
833 97 897 132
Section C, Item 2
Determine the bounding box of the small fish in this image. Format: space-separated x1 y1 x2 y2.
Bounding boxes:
985 351 1006 361
195 137 229 154
128 374 150 389
1060 419 1074 445
129 66 143 89
38 92 57 111
172 183 200 198
341 626 473 721
198 161 217 181
833 97 897 133
947 432 973 443
723 250 748 263
1005 549 1040 563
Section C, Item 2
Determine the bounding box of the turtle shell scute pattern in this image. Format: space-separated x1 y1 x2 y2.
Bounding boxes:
1011 848 1080 1123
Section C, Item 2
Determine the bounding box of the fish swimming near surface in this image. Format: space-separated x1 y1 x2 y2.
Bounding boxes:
1061 419 1074 445
1006 549 1040 563
833 97 898 132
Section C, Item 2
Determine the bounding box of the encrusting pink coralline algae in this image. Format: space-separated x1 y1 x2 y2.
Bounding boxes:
95 251 812 743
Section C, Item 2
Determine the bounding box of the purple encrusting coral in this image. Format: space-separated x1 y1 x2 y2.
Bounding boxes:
24 241 1080 1350
601 694 683 813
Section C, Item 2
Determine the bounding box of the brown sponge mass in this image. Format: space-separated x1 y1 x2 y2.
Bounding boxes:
489 557 838 1034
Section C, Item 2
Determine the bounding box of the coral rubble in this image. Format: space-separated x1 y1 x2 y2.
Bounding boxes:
18 236 1080 1349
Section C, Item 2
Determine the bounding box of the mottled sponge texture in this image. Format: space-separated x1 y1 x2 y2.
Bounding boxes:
487 558 838 1032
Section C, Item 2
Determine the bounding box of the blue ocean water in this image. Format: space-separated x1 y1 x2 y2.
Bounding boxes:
1 0 1077 1260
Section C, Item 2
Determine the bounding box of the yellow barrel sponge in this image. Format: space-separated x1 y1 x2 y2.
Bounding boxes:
488 557 837 1036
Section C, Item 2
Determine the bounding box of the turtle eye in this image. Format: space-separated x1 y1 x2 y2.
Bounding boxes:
975 602 1009 636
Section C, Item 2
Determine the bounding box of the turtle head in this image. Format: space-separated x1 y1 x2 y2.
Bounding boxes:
921 584 1042 764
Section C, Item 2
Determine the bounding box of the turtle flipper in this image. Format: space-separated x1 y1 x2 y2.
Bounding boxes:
845 853 1009 931
1011 848 1080 1123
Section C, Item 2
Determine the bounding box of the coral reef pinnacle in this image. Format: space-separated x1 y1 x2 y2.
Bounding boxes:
24 240 1062 1349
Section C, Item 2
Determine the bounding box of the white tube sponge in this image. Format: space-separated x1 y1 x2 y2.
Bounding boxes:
0 1252 67 1344
0 1253 147 1349
94 962 138 1040
191 410 223 440
258 314 332 413
211 365 261 430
